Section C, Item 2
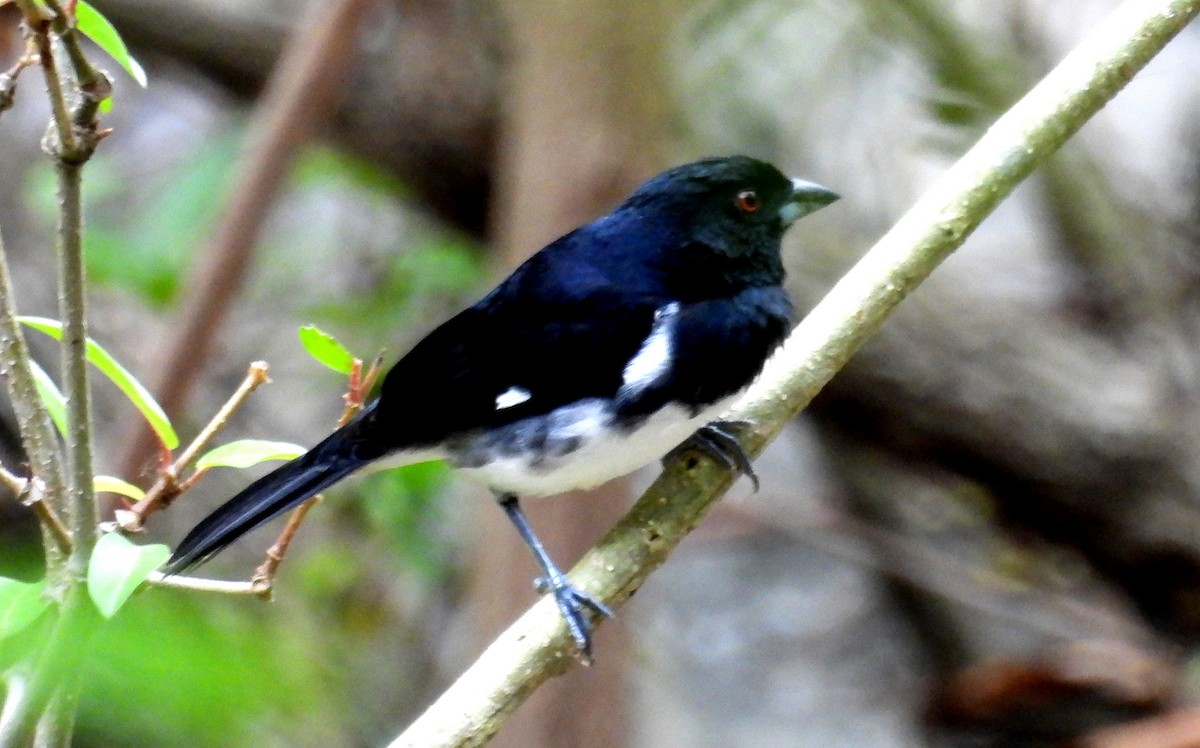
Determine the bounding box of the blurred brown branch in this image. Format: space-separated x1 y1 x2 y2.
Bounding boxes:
116 0 369 485
94 0 501 233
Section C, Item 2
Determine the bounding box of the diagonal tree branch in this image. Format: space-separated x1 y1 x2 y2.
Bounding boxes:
389 0 1200 745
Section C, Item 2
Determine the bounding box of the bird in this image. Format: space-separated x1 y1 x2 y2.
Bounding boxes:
162 155 839 658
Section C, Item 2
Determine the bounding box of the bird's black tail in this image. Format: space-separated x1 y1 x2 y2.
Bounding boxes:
162 417 374 574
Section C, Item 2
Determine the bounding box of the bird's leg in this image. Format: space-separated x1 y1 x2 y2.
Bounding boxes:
495 492 613 661
669 419 760 491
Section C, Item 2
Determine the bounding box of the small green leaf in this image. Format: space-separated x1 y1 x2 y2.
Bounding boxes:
87 533 170 618
298 325 356 375
94 475 145 501
0 578 50 640
75 0 148 87
28 360 67 437
19 317 179 449
196 439 306 471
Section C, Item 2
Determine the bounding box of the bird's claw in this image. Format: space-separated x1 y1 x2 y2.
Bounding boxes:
669 419 760 491
536 570 613 663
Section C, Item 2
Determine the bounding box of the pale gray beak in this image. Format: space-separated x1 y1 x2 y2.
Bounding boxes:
779 177 839 225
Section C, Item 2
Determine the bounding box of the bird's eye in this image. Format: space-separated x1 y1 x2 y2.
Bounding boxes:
735 190 760 214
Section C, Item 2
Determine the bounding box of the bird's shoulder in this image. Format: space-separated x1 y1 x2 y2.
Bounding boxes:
374 236 668 443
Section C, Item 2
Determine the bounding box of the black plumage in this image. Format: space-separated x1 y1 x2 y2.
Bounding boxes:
163 156 838 657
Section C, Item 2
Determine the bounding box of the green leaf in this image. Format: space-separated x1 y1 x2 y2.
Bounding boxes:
94 475 145 501
75 0 147 87
196 439 306 471
0 578 50 640
19 316 179 449
28 359 67 437
87 533 170 618
298 325 356 375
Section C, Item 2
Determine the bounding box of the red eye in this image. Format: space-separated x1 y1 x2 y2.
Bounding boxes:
735 190 760 213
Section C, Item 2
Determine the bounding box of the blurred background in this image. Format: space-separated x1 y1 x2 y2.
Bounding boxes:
2 0 1200 746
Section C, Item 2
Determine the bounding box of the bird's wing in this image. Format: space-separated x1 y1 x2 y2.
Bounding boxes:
373 249 667 447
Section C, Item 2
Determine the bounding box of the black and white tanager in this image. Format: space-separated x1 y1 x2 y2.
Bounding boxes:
163 156 839 658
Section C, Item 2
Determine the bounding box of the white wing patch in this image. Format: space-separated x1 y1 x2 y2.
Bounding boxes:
495 386 532 410
622 302 680 395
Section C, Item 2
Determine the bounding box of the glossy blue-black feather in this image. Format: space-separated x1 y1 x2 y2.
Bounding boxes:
165 155 832 585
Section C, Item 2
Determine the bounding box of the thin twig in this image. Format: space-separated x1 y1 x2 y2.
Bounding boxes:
27 0 109 148
0 464 27 496
1 464 71 553
19 476 73 555
176 361 271 471
251 357 362 594
13 1 76 158
37 0 110 127
0 44 38 115
143 571 259 596
250 495 321 597
389 1 1200 744
0 178 67 571
24 502 73 556
118 361 271 531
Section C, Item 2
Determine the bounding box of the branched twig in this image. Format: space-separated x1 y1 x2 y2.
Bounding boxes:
0 46 76 748
0 212 68 574
0 2 110 744
37 0 110 126
118 361 272 531
15 0 110 161
389 1 1200 745
14 0 104 579
140 355 356 597
13 1 75 158
251 356 373 594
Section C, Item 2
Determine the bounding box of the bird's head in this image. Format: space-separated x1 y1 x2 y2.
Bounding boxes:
621 155 839 291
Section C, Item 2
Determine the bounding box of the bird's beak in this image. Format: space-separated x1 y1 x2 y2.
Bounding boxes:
780 178 840 225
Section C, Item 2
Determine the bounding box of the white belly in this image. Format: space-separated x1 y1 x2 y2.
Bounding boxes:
450 396 737 497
